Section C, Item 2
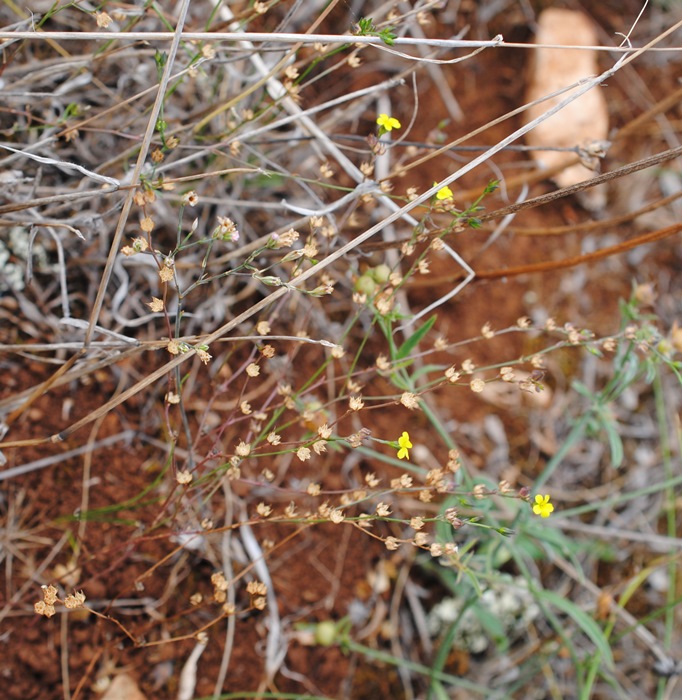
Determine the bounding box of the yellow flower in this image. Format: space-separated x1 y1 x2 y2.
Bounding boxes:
397 431 412 460
532 494 554 518
434 183 454 201
376 113 401 132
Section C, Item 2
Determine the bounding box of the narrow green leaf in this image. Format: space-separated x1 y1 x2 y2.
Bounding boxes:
537 589 614 668
395 315 437 360
602 416 624 468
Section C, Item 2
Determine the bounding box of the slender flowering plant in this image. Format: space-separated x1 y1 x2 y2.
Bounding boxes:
434 182 454 201
532 494 554 518
396 431 412 460
376 113 401 136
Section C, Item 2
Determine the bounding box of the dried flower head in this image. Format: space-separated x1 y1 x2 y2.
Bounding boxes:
296 447 312 462
176 470 192 485
417 260 430 275
414 532 429 546
470 377 486 393
400 392 419 410
95 10 112 28
445 366 461 383
461 359 476 374
430 543 444 557
196 348 212 365
256 503 272 517
376 502 391 517
140 216 154 233
42 585 58 605
481 323 494 339
365 472 379 488
246 363 260 377
159 260 174 283
348 52 362 68
329 508 345 524
63 591 86 609
391 474 413 490
147 297 164 313
235 441 251 457
410 517 425 531
34 600 56 618
500 366 514 381
349 395 364 411
312 440 327 455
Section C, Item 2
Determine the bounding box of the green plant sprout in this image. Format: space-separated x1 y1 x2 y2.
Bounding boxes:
353 17 397 46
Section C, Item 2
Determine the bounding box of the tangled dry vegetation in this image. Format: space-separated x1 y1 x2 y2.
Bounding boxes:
1 1 682 699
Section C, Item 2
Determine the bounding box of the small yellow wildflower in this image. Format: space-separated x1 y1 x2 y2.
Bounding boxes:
376 113 401 132
397 431 412 460
532 494 554 518
434 183 453 201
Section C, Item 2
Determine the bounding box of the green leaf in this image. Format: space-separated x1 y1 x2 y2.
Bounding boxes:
601 416 624 468
379 28 397 46
536 588 614 669
395 315 437 361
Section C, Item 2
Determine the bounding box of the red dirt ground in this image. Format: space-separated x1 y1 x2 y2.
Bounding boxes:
1 2 681 699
